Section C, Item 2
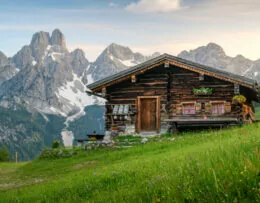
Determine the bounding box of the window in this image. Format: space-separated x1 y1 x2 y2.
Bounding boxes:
212 103 224 114
183 103 195 115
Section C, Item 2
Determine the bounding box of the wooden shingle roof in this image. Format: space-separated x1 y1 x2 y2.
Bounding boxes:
87 53 258 92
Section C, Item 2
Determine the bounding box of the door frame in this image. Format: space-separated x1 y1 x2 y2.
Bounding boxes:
136 96 160 134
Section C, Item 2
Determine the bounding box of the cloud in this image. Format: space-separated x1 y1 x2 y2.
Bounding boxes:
109 2 118 8
125 0 182 13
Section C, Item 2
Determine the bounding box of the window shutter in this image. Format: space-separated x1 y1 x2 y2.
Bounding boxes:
224 102 232 113
195 103 202 113
205 102 212 113
176 104 183 115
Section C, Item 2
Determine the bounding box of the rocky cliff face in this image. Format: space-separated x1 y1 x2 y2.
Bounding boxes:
0 51 8 66
50 29 67 50
0 51 19 85
92 43 160 80
0 29 101 120
178 43 260 82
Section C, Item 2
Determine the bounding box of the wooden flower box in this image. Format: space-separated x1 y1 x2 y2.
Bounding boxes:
194 92 213 96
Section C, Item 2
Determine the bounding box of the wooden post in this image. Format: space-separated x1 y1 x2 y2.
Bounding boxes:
102 87 106 97
199 74 204 81
164 61 169 68
16 152 18 164
131 75 136 83
234 84 240 95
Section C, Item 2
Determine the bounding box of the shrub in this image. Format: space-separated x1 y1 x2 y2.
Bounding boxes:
193 87 213 95
52 140 60 149
39 148 77 159
0 146 9 162
89 137 97 141
232 95 247 105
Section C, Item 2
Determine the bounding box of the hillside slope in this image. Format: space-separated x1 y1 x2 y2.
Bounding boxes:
0 125 259 202
0 105 104 161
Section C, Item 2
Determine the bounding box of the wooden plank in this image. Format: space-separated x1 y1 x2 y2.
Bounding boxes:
163 118 238 122
157 96 161 133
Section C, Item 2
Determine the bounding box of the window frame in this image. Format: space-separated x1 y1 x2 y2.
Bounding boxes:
210 101 225 115
182 102 196 115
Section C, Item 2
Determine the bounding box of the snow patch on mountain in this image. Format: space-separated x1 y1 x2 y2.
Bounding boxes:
48 52 64 61
57 73 95 107
41 45 65 62
109 53 136 67
32 60 37 66
49 106 67 117
55 72 101 125
87 73 94 84
119 58 137 67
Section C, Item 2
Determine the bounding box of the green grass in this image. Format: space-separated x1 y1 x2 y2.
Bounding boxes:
0 124 260 202
256 106 260 120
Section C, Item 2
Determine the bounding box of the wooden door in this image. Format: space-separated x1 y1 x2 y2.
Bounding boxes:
137 96 160 133
140 98 157 131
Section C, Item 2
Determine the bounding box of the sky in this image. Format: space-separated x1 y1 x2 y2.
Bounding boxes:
1 0 260 61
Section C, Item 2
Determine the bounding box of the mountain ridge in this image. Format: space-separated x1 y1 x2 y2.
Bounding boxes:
178 42 260 82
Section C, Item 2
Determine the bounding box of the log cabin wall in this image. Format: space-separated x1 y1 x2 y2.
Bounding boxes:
169 65 237 118
104 64 252 133
105 64 168 132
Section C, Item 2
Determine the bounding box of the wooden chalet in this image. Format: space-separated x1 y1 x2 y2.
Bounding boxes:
87 54 259 135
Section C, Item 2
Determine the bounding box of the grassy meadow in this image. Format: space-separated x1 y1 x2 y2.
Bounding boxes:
0 124 260 202
255 104 260 120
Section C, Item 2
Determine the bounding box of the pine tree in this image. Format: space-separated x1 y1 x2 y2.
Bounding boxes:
0 146 9 162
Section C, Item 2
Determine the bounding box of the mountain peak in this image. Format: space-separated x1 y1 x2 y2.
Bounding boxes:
105 43 133 61
235 54 246 59
106 43 131 52
30 31 50 48
206 42 225 53
108 42 123 47
30 31 50 60
51 29 66 49
0 51 8 66
72 48 85 56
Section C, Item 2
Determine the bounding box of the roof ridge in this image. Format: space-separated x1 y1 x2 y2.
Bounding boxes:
88 53 258 91
166 55 257 84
